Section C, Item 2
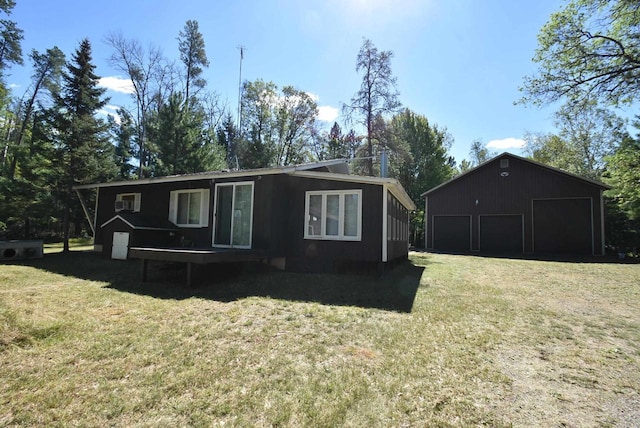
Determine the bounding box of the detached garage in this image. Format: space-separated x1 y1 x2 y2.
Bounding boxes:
422 153 609 256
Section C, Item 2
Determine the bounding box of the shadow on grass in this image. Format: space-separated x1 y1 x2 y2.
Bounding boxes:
17 251 427 313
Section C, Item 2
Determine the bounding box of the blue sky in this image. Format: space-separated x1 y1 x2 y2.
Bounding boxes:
10 0 567 163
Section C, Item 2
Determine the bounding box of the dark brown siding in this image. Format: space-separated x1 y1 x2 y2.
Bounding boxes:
425 154 605 255
284 176 383 272
212 174 284 254
96 178 213 247
101 219 178 258
387 191 409 260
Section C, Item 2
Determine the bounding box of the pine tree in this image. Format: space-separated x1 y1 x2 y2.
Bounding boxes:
53 39 115 252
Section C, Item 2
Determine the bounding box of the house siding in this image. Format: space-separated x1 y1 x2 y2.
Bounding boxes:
92 168 414 271
386 191 410 261
283 176 383 272
425 154 606 255
96 179 213 247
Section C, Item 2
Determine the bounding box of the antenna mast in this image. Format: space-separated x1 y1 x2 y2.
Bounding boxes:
236 45 245 131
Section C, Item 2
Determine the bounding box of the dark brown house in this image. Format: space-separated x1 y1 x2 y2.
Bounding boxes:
75 160 415 273
421 153 609 256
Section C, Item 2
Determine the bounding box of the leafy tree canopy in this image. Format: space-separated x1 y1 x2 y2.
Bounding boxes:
520 0 640 106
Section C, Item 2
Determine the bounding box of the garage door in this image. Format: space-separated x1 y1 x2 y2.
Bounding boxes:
433 216 471 252
479 215 523 253
533 199 592 254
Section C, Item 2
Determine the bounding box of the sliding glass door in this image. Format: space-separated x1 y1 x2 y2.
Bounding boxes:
213 182 254 248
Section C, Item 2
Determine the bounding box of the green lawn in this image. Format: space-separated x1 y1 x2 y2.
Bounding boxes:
1 251 639 427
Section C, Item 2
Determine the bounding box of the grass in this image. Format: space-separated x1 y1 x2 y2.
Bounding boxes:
43 237 94 254
1 251 639 426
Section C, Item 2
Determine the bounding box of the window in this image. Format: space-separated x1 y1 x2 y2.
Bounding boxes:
169 189 210 227
305 190 362 241
500 159 509 168
115 193 141 212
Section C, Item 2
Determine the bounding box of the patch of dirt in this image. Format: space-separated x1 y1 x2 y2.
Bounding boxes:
493 346 640 427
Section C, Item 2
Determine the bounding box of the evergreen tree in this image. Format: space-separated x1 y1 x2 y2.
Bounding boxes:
150 92 226 175
216 112 239 167
53 39 115 252
344 38 401 175
0 0 23 77
109 107 136 179
178 20 209 109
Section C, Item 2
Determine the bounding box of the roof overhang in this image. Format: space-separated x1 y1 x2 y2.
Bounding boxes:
291 170 416 211
74 159 351 190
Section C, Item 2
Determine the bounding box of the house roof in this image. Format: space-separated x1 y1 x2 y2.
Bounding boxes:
101 213 179 231
75 159 415 211
73 159 351 190
421 152 610 197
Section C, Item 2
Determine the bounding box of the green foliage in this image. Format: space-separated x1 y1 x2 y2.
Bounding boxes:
109 108 136 180
604 128 640 223
321 122 360 161
238 79 319 168
388 109 455 202
150 92 226 175
4 46 65 180
178 20 209 106
525 99 625 180
521 0 640 106
386 109 455 246
469 139 495 167
0 0 23 75
53 39 116 250
344 38 401 175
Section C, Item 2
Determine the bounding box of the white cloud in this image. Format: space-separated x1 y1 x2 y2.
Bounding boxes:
487 137 526 150
99 76 135 94
97 105 124 124
318 105 339 122
306 92 320 102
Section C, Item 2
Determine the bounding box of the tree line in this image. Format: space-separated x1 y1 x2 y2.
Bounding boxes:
1 0 638 254
0 3 455 249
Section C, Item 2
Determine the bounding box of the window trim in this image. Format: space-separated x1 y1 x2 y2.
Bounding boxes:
304 189 362 241
168 188 210 228
115 193 141 212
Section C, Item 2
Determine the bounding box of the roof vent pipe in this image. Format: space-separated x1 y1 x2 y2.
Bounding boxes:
380 149 388 178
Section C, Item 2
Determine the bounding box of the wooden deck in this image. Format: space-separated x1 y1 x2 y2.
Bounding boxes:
129 247 268 286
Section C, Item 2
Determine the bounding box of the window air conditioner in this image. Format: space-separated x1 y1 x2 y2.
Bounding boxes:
115 200 135 211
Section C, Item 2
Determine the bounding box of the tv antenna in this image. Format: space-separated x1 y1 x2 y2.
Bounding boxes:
236 45 246 131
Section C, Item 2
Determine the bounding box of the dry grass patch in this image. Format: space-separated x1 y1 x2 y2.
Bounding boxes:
0 251 638 426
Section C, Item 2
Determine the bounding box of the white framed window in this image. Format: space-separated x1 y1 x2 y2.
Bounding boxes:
304 189 362 241
169 189 210 228
115 193 141 212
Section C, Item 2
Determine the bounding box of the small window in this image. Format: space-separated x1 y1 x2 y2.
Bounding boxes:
115 193 141 212
500 159 509 168
169 189 210 227
305 190 362 241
